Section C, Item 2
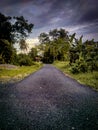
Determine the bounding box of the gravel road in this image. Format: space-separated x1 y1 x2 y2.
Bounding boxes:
0 64 98 130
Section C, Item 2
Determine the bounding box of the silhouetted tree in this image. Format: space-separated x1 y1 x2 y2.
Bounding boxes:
0 12 34 63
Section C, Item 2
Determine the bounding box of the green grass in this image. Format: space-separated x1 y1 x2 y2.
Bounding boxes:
53 61 98 91
0 62 43 83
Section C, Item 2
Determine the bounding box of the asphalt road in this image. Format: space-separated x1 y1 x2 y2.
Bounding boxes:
0 65 98 130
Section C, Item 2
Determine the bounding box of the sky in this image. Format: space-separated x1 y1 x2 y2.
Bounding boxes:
0 0 98 47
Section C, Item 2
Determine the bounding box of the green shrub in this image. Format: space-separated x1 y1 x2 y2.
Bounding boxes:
16 53 33 66
78 60 87 73
70 63 79 74
70 59 88 74
19 56 33 66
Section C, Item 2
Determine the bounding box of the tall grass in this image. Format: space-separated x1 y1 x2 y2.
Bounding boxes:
0 62 43 83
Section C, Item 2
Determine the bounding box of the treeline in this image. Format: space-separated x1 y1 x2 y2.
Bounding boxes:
0 12 98 72
38 29 98 73
0 12 39 66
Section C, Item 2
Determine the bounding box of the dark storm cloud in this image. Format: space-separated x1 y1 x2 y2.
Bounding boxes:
0 0 98 41
79 8 98 23
0 0 32 6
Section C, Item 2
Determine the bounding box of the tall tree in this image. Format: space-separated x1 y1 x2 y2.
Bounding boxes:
0 39 14 63
0 12 34 44
38 33 50 44
38 28 70 63
19 39 28 53
0 13 12 42
0 12 34 63
13 16 34 43
29 47 37 61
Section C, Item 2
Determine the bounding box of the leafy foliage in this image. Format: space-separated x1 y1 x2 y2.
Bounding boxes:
28 47 38 61
0 13 12 42
17 54 33 66
38 28 70 63
0 39 15 63
13 16 34 42
38 28 98 73
19 39 28 53
54 61 98 90
0 12 34 64
0 12 98 72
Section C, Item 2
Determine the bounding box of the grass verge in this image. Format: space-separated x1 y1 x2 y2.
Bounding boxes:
0 62 43 83
53 61 98 91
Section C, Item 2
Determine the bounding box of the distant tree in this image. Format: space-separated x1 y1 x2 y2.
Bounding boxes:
49 29 59 41
42 48 54 63
49 28 69 41
29 47 38 61
19 39 28 53
38 28 70 63
39 33 50 44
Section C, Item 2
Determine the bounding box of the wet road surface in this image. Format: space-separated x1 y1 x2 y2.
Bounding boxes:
0 65 98 130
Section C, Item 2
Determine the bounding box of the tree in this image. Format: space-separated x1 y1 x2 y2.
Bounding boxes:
0 13 12 42
49 28 69 41
69 35 83 65
13 16 34 43
0 13 34 44
38 28 70 63
17 53 33 66
0 12 34 64
0 39 14 63
29 47 38 61
19 39 28 53
38 33 50 44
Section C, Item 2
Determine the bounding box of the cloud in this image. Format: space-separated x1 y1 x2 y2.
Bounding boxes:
0 0 32 7
26 38 39 51
77 4 98 24
0 0 98 41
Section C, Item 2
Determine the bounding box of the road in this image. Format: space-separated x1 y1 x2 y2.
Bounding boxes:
0 65 98 130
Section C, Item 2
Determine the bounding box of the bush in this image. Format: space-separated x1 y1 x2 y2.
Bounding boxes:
19 56 33 66
78 60 87 73
16 54 33 66
70 63 79 74
70 59 87 74
79 63 87 72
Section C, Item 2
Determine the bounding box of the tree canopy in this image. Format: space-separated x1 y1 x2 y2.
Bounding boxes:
0 12 34 63
38 28 98 72
0 12 98 73
38 28 70 63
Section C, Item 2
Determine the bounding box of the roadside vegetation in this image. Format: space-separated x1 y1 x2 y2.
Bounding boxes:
0 12 98 89
0 12 43 83
53 61 98 90
0 62 42 83
38 28 98 90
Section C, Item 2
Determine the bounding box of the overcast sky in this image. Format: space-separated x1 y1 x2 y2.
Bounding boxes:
0 0 98 45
